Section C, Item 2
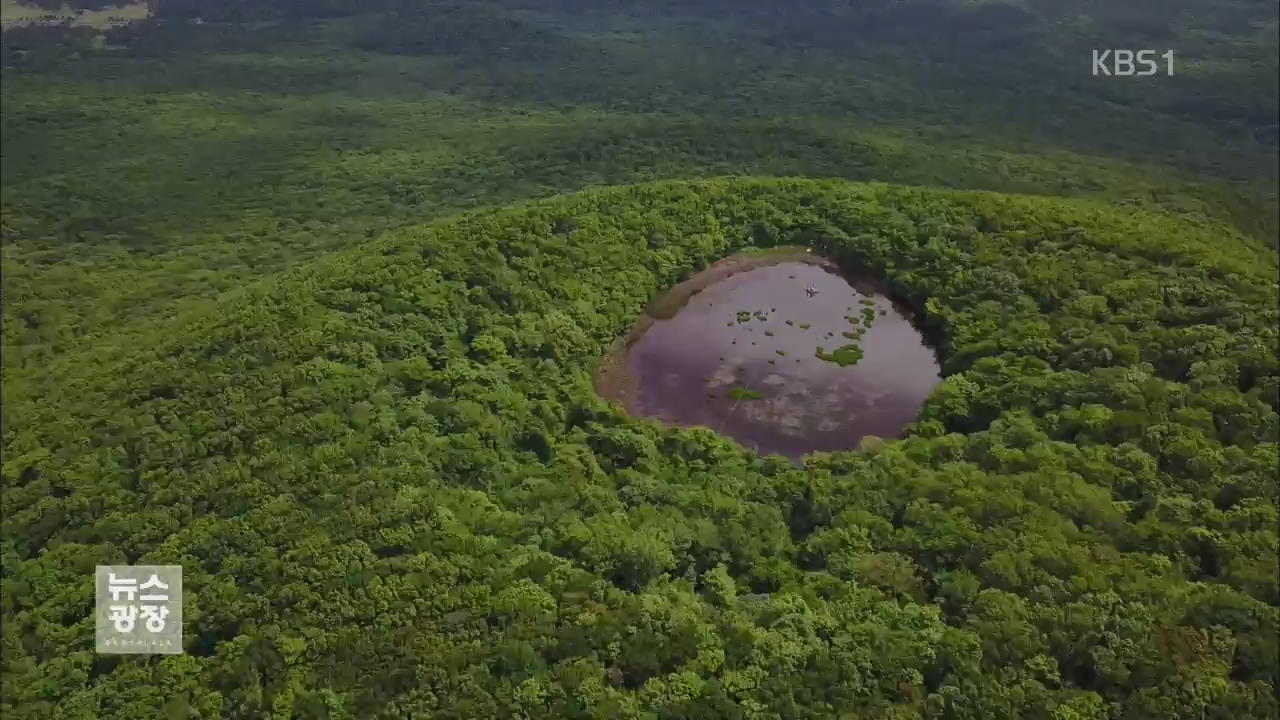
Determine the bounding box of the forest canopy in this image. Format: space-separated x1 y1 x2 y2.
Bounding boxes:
1 0 1278 717
3 178 1277 718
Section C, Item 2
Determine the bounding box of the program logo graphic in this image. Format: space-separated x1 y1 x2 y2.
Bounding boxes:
95 565 183 654
1092 50 1175 76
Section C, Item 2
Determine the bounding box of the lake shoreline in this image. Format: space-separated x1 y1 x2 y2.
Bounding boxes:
594 248 830 413
593 250 941 457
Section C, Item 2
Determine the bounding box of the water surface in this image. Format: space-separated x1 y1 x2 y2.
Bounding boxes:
598 257 942 459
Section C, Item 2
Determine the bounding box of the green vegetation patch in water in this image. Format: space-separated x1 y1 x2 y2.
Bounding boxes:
815 343 865 367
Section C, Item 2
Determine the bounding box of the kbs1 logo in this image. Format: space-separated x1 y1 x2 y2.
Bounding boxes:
1092 50 1175 77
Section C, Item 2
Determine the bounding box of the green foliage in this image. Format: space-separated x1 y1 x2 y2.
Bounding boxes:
2 177 1276 718
2 0 1277 377
815 343 865 367
1 2 1277 718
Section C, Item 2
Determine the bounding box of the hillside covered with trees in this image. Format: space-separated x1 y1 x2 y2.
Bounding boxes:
2 1 1277 719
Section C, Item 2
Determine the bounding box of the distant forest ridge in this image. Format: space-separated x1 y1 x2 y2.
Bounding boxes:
1 0 151 29
6 0 1277 29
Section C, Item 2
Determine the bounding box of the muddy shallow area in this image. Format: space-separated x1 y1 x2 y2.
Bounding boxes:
595 253 942 459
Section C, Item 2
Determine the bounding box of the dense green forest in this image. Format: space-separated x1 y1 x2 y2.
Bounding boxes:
2 1 1278 718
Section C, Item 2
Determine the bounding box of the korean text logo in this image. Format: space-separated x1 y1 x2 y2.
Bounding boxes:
95 565 183 654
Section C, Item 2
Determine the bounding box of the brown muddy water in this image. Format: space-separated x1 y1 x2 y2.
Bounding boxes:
595 253 942 459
